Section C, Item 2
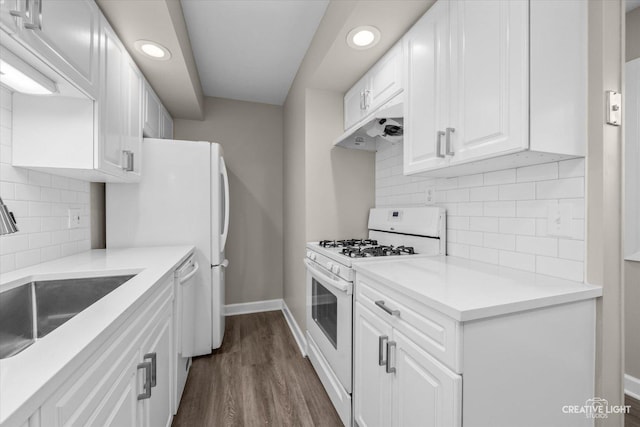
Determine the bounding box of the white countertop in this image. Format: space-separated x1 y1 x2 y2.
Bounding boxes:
354 256 602 322
0 246 194 426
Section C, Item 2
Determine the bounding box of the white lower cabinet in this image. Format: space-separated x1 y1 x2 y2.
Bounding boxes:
39 278 175 427
354 272 596 427
354 302 461 427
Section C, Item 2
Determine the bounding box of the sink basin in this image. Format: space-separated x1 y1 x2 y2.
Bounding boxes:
0 275 135 359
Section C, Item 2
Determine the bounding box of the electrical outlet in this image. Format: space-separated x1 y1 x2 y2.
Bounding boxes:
68 208 82 229
425 187 435 204
547 202 573 237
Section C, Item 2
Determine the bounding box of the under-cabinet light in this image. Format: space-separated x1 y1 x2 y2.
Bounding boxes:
0 48 57 95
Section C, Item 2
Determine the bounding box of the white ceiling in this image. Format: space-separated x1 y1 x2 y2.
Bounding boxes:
181 0 328 106
628 0 640 12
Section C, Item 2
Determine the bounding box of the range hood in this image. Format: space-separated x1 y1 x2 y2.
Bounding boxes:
334 95 403 152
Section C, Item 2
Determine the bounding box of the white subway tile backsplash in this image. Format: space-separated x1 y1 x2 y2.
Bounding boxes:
500 218 536 235
0 91 90 274
536 256 584 282
536 177 584 199
375 142 585 282
469 217 499 233
484 233 516 251
470 185 500 201
499 251 536 272
484 201 516 217
558 158 585 178
516 236 558 257
499 182 535 201
516 163 558 182
484 169 516 185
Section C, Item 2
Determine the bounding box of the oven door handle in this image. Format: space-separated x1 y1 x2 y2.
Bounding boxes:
304 259 352 294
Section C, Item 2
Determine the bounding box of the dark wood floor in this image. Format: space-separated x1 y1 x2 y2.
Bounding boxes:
172 311 342 427
627 395 640 427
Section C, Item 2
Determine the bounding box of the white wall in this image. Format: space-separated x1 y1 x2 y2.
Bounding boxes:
0 88 90 273
376 142 585 282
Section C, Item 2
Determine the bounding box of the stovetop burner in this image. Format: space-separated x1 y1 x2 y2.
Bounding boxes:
318 239 378 248
341 245 416 258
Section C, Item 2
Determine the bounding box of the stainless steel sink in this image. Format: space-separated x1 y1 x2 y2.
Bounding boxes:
0 275 135 359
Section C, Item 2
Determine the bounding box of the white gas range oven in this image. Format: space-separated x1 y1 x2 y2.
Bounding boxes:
304 206 446 426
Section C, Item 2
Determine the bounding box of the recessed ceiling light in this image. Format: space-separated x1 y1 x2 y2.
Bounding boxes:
347 26 381 50
134 40 171 61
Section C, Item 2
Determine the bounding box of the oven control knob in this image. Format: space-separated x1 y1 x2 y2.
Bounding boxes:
306 251 312 258
310 253 317 261
327 261 334 271
332 265 341 275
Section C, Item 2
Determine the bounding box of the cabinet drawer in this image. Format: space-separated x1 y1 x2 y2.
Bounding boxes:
40 279 173 427
355 273 462 373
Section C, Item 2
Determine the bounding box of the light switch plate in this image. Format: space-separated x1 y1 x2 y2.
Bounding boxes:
606 90 622 126
68 208 82 229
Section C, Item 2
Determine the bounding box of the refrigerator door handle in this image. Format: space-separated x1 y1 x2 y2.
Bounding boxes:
220 156 230 252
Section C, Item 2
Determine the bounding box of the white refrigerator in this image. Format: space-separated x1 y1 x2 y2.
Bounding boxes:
106 138 229 356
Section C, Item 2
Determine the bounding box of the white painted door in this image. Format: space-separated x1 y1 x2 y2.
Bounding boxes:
140 310 174 427
354 302 393 427
392 330 462 427
403 0 450 174
85 358 139 427
448 0 528 164
369 43 403 111
344 75 368 130
15 0 99 97
98 21 125 177
161 106 173 139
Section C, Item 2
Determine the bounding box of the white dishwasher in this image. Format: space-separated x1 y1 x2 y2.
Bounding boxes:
174 255 199 413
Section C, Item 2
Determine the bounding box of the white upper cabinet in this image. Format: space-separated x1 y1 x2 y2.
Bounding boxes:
402 0 587 176
403 0 450 174
143 82 173 139
343 43 404 131
448 0 528 165
2 0 100 98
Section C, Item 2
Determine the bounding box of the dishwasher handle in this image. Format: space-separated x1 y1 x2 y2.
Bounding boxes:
179 261 200 284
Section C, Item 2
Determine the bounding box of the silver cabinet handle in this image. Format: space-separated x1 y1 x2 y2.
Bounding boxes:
359 90 365 110
144 353 157 387
137 361 152 400
364 89 371 109
375 300 400 317
445 127 455 156
23 0 42 30
122 150 134 172
386 341 396 374
436 131 446 158
378 335 388 366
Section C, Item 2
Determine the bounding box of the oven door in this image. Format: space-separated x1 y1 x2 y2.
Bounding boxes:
305 258 353 393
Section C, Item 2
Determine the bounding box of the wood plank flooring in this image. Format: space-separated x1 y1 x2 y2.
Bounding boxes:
627 394 640 427
172 311 342 427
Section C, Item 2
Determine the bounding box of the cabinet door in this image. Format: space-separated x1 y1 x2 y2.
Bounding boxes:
161 106 173 139
403 0 450 174
98 22 127 177
369 43 403 111
123 58 142 177
85 357 139 427
392 330 462 427
140 309 174 427
449 0 528 164
15 0 99 97
344 76 368 130
143 82 162 138
354 302 393 427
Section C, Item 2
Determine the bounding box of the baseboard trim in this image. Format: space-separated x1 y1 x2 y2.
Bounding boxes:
282 300 307 357
224 299 283 316
625 374 640 400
